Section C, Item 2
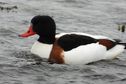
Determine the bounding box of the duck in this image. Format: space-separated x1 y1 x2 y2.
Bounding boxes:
19 15 126 64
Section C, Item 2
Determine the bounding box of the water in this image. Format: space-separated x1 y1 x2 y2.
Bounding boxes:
0 0 126 84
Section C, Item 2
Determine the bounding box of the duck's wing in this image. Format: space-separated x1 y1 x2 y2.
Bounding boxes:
57 34 97 51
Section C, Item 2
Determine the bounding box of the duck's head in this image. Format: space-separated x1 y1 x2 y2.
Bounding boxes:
19 15 56 44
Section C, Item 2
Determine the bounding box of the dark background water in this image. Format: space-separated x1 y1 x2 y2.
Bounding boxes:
0 0 126 84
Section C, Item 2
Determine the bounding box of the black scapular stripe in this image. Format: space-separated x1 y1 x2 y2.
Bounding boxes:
57 34 97 51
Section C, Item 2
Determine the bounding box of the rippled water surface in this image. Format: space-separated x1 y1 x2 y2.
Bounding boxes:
0 0 126 84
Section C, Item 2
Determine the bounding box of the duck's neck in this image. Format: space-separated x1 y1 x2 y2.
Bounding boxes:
38 35 55 44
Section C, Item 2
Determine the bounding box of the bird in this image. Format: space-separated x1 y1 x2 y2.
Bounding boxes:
19 15 126 64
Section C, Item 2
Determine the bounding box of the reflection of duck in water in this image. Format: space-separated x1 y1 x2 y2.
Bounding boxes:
19 15 126 64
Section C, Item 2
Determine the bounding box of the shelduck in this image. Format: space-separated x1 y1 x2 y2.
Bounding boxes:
19 15 126 64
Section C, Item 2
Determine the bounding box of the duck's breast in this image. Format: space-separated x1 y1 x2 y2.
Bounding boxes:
31 41 53 58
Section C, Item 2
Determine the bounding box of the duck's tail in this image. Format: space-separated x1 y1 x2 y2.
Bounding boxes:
117 43 126 49
114 39 126 49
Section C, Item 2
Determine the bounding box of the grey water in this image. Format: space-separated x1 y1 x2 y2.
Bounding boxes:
0 0 126 84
